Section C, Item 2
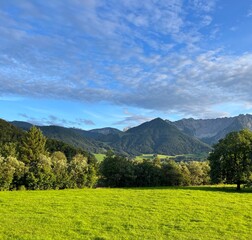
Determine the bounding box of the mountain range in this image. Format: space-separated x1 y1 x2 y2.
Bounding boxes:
173 114 252 145
8 114 252 156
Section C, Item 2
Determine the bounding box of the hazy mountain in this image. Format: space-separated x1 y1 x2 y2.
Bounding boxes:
173 114 252 144
89 127 122 135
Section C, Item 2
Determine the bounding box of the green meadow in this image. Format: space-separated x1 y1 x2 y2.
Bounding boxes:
0 186 252 240
134 153 208 161
95 153 208 162
93 153 106 162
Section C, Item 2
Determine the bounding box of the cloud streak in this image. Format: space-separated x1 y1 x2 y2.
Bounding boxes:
19 113 95 128
1 0 252 119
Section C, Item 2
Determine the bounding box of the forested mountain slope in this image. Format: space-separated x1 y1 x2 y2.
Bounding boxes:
12 114 252 155
110 118 211 155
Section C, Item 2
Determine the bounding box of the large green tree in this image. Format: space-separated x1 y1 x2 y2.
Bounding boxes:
20 126 47 164
208 129 252 190
68 154 88 188
51 151 68 189
0 156 26 190
99 153 135 187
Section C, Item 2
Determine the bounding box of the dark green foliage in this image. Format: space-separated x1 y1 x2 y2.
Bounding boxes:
35 125 108 153
99 154 135 187
99 152 210 188
0 120 98 190
209 129 252 190
134 159 162 187
20 126 47 164
0 119 24 158
0 142 18 158
161 160 184 186
0 119 24 144
25 154 55 190
46 138 89 161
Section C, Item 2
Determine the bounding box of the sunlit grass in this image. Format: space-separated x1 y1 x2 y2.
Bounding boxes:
0 186 251 239
93 153 106 162
135 153 208 161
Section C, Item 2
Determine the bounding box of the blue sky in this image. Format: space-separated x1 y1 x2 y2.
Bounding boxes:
1 0 252 130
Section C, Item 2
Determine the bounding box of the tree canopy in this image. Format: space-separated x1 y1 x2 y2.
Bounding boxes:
208 129 252 190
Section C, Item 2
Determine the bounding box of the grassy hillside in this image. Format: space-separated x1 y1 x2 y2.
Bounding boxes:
0 186 251 239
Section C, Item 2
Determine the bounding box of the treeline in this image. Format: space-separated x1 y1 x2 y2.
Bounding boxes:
0 120 211 190
0 126 97 190
1 119 252 191
99 152 210 187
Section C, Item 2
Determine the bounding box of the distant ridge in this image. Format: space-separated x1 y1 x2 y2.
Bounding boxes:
10 114 252 155
173 114 252 144
110 118 211 155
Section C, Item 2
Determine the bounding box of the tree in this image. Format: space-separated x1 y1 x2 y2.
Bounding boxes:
208 129 252 190
51 151 68 189
99 154 135 187
86 164 98 188
0 155 26 190
186 161 210 185
134 159 162 187
178 162 191 186
68 154 88 188
26 154 54 190
0 142 18 158
161 160 184 186
20 126 47 164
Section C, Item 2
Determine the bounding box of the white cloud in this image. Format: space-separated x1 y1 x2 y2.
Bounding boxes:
190 0 216 13
1 0 252 120
247 7 252 17
113 109 152 127
19 113 95 127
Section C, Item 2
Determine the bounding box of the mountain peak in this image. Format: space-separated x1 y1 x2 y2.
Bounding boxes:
151 117 164 122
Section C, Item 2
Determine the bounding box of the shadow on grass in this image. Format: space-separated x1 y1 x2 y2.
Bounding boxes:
176 186 252 193
123 185 252 193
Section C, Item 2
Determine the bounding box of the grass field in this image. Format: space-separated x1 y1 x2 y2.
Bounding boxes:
0 186 251 239
93 153 106 162
94 153 208 162
135 153 208 161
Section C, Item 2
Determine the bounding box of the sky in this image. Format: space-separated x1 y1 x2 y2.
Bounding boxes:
1 0 252 130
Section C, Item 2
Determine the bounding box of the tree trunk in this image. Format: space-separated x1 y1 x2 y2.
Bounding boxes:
237 181 241 191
